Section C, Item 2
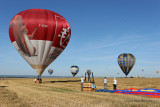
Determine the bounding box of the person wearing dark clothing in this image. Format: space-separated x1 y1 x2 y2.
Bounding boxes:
113 78 117 90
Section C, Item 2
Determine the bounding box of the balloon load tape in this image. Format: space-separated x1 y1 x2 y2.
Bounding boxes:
31 65 48 69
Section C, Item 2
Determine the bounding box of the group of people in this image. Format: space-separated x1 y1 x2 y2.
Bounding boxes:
81 76 117 91
34 78 42 83
104 77 117 90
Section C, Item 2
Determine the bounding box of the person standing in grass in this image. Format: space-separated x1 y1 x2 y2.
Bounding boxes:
35 79 36 83
104 77 108 89
81 76 84 91
113 77 117 90
91 81 95 91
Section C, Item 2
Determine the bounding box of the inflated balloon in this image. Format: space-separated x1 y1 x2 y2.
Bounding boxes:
70 66 79 77
118 53 135 77
9 9 71 77
156 71 159 74
48 69 53 75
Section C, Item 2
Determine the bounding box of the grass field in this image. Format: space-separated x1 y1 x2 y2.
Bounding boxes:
0 77 160 107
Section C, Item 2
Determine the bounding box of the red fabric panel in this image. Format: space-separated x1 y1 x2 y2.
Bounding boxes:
9 9 71 49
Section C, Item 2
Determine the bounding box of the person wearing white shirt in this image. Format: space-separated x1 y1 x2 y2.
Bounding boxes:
104 77 107 89
35 79 36 83
81 76 84 91
113 78 117 90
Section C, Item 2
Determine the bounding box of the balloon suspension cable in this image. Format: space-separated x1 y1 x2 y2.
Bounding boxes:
87 72 90 82
92 72 94 83
37 75 41 80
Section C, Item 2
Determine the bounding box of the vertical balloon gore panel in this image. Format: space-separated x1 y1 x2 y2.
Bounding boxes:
9 9 71 76
118 53 135 76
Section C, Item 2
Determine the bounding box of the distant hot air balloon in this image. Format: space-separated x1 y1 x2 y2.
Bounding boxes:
70 66 79 77
156 71 159 74
9 9 71 80
48 69 53 76
118 53 136 77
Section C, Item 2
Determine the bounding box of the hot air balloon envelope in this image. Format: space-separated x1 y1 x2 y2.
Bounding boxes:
48 69 53 75
9 9 71 76
70 66 79 77
118 53 135 77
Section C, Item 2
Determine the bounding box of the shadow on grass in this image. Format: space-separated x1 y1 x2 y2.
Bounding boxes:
0 86 7 88
44 80 80 83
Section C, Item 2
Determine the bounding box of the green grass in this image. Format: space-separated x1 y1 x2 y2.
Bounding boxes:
51 88 74 92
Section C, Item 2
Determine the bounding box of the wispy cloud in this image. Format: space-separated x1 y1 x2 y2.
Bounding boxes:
68 55 115 61
138 60 160 65
0 53 21 65
149 41 160 46
76 34 147 52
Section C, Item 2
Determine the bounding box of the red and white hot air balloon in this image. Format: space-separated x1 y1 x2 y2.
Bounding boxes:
9 9 71 79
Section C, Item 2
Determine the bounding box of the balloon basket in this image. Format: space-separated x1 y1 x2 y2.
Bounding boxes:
83 82 96 92
36 79 42 84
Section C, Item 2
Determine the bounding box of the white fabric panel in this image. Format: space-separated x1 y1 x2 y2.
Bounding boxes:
29 40 38 65
41 41 53 65
44 47 63 65
12 40 63 69
70 67 79 73
38 40 45 65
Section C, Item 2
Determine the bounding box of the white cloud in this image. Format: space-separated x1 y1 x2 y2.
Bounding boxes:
69 55 115 61
138 60 160 65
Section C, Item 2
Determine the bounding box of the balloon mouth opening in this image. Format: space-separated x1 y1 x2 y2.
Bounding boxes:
31 65 48 76
36 69 45 76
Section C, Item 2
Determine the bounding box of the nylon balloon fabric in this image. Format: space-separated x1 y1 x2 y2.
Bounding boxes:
118 53 135 76
70 66 79 77
9 9 71 76
96 88 160 98
48 69 53 75
114 88 160 98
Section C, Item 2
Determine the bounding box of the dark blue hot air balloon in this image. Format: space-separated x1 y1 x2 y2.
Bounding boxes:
70 66 79 77
118 53 136 77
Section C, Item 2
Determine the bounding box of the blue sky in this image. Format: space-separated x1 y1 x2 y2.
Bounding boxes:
0 0 160 77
